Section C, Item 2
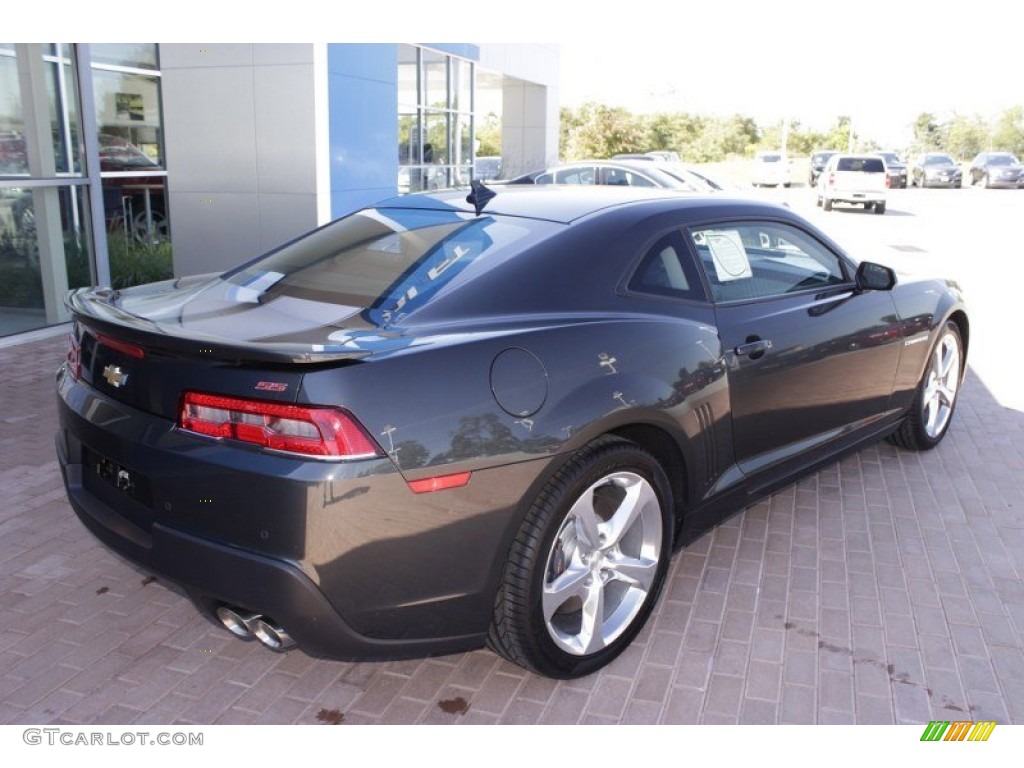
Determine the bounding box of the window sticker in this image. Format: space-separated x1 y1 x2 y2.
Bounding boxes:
707 230 752 282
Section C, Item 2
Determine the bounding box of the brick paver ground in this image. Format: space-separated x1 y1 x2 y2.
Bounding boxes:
1 330 1022 725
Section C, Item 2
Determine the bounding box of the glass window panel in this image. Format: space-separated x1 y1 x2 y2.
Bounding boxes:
92 69 164 170
456 114 472 168
0 185 94 335
424 111 449 166
90 44 158 71
453 59 472 113
0 52 28 176
397 44 418 110
46 58 82 174
398 110 420 166
102 176 172 288
103 176 169 245
422 50 447 109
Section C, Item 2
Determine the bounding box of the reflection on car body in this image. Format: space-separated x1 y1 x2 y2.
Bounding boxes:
57 185 968 679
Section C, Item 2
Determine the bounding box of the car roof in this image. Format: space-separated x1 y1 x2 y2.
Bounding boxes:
375 185 788 225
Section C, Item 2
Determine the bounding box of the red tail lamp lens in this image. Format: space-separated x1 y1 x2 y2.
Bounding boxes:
179 391 380 459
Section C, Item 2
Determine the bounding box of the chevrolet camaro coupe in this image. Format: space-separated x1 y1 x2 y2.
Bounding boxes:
56 184 968 678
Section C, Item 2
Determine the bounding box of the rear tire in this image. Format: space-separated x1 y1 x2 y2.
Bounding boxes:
823 197 833 211
888 321 963 451
875 202 886 214
488 437 673 678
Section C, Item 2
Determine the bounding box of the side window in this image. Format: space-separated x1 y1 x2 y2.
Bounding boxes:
628 231 705 301
555 167 596 185
602 169 656 187
689 222 848 303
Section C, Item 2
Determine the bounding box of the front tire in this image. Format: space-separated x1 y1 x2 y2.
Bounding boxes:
889 321 963 451
823 196 833 211
488 437 673 678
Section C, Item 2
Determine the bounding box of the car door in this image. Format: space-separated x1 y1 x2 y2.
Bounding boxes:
686 219 903 484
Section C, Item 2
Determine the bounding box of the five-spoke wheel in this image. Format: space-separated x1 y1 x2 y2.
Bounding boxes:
489 438 672 678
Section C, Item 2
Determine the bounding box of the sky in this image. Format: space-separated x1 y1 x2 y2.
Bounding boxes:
15 0 1024 151
555 1 1024 148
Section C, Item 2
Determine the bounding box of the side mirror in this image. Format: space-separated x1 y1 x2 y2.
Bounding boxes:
856 261 896 291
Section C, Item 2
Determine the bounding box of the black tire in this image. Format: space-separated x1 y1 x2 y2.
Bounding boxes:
823 196 833 211
983 173 990 189
488 436 673 678
815 193 822 207
864 202 873 210
888 321 963 451
875 202 886 214
919 176 927 188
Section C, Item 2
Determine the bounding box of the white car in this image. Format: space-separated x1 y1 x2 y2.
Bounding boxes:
752 151 791 187
816 153 888 214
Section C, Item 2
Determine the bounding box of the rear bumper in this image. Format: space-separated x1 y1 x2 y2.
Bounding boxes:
825 189 886 205
55 367 539 660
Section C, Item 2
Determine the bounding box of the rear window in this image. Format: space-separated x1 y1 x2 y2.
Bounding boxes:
837 157 885 173
221 208 549 325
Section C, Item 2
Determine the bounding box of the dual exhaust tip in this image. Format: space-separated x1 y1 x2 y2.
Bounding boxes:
216 605 296 651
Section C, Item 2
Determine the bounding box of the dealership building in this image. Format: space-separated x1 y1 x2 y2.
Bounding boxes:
0 43 560 338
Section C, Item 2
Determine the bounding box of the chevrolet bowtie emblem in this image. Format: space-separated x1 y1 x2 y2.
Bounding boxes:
103 364 129 388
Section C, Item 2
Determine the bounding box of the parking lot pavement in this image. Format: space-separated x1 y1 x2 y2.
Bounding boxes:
2 187 1023 725
0 333 1020 726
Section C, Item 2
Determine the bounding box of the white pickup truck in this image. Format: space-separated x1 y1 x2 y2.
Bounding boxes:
816 154 888 214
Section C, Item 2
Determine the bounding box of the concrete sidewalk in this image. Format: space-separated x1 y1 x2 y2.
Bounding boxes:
1 333 1022 725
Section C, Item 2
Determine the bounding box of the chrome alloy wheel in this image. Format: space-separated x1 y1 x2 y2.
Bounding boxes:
922 328 961 439
542 471 663 656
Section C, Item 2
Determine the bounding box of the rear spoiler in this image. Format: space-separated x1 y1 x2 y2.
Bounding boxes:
67 288 371 365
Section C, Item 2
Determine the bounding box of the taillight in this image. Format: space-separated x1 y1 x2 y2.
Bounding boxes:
885 175 892 188
66 330 82 380
179 391 381 460
95 331 145 359
828 172 835 185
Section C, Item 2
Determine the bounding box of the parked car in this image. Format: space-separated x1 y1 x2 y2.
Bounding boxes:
752 151 791 187
473 156 502 181
611 151 682 163
967 152 1023 188
808 150 838 187
816 153 888 213
57 184 968 678
873 152 908 189
911 153 962 188
506 159 715 192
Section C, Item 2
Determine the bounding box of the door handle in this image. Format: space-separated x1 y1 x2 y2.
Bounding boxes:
734 339 773 357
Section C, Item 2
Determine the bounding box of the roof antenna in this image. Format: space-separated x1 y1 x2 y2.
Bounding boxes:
466 179 496 216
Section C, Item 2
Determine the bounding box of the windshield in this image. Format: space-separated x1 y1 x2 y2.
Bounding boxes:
221 207 549 326
924 155 955 166
988 155 1018 166
876 153 900 163
758 154 782 163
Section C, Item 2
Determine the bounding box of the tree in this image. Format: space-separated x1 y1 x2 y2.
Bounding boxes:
991 105 1024 156
946 113 988 160
912 112 944 152
560 102 646 160
475 111 502 157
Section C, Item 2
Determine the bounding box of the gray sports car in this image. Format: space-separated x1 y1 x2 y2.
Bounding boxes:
56 184 968 678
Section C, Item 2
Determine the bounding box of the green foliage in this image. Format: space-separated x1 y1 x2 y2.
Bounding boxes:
475 111 502 157
561 102 647 159
991 106 1024 156
913 112 944 152
947 114 989 160
106 231 173 289
0 229 173 310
